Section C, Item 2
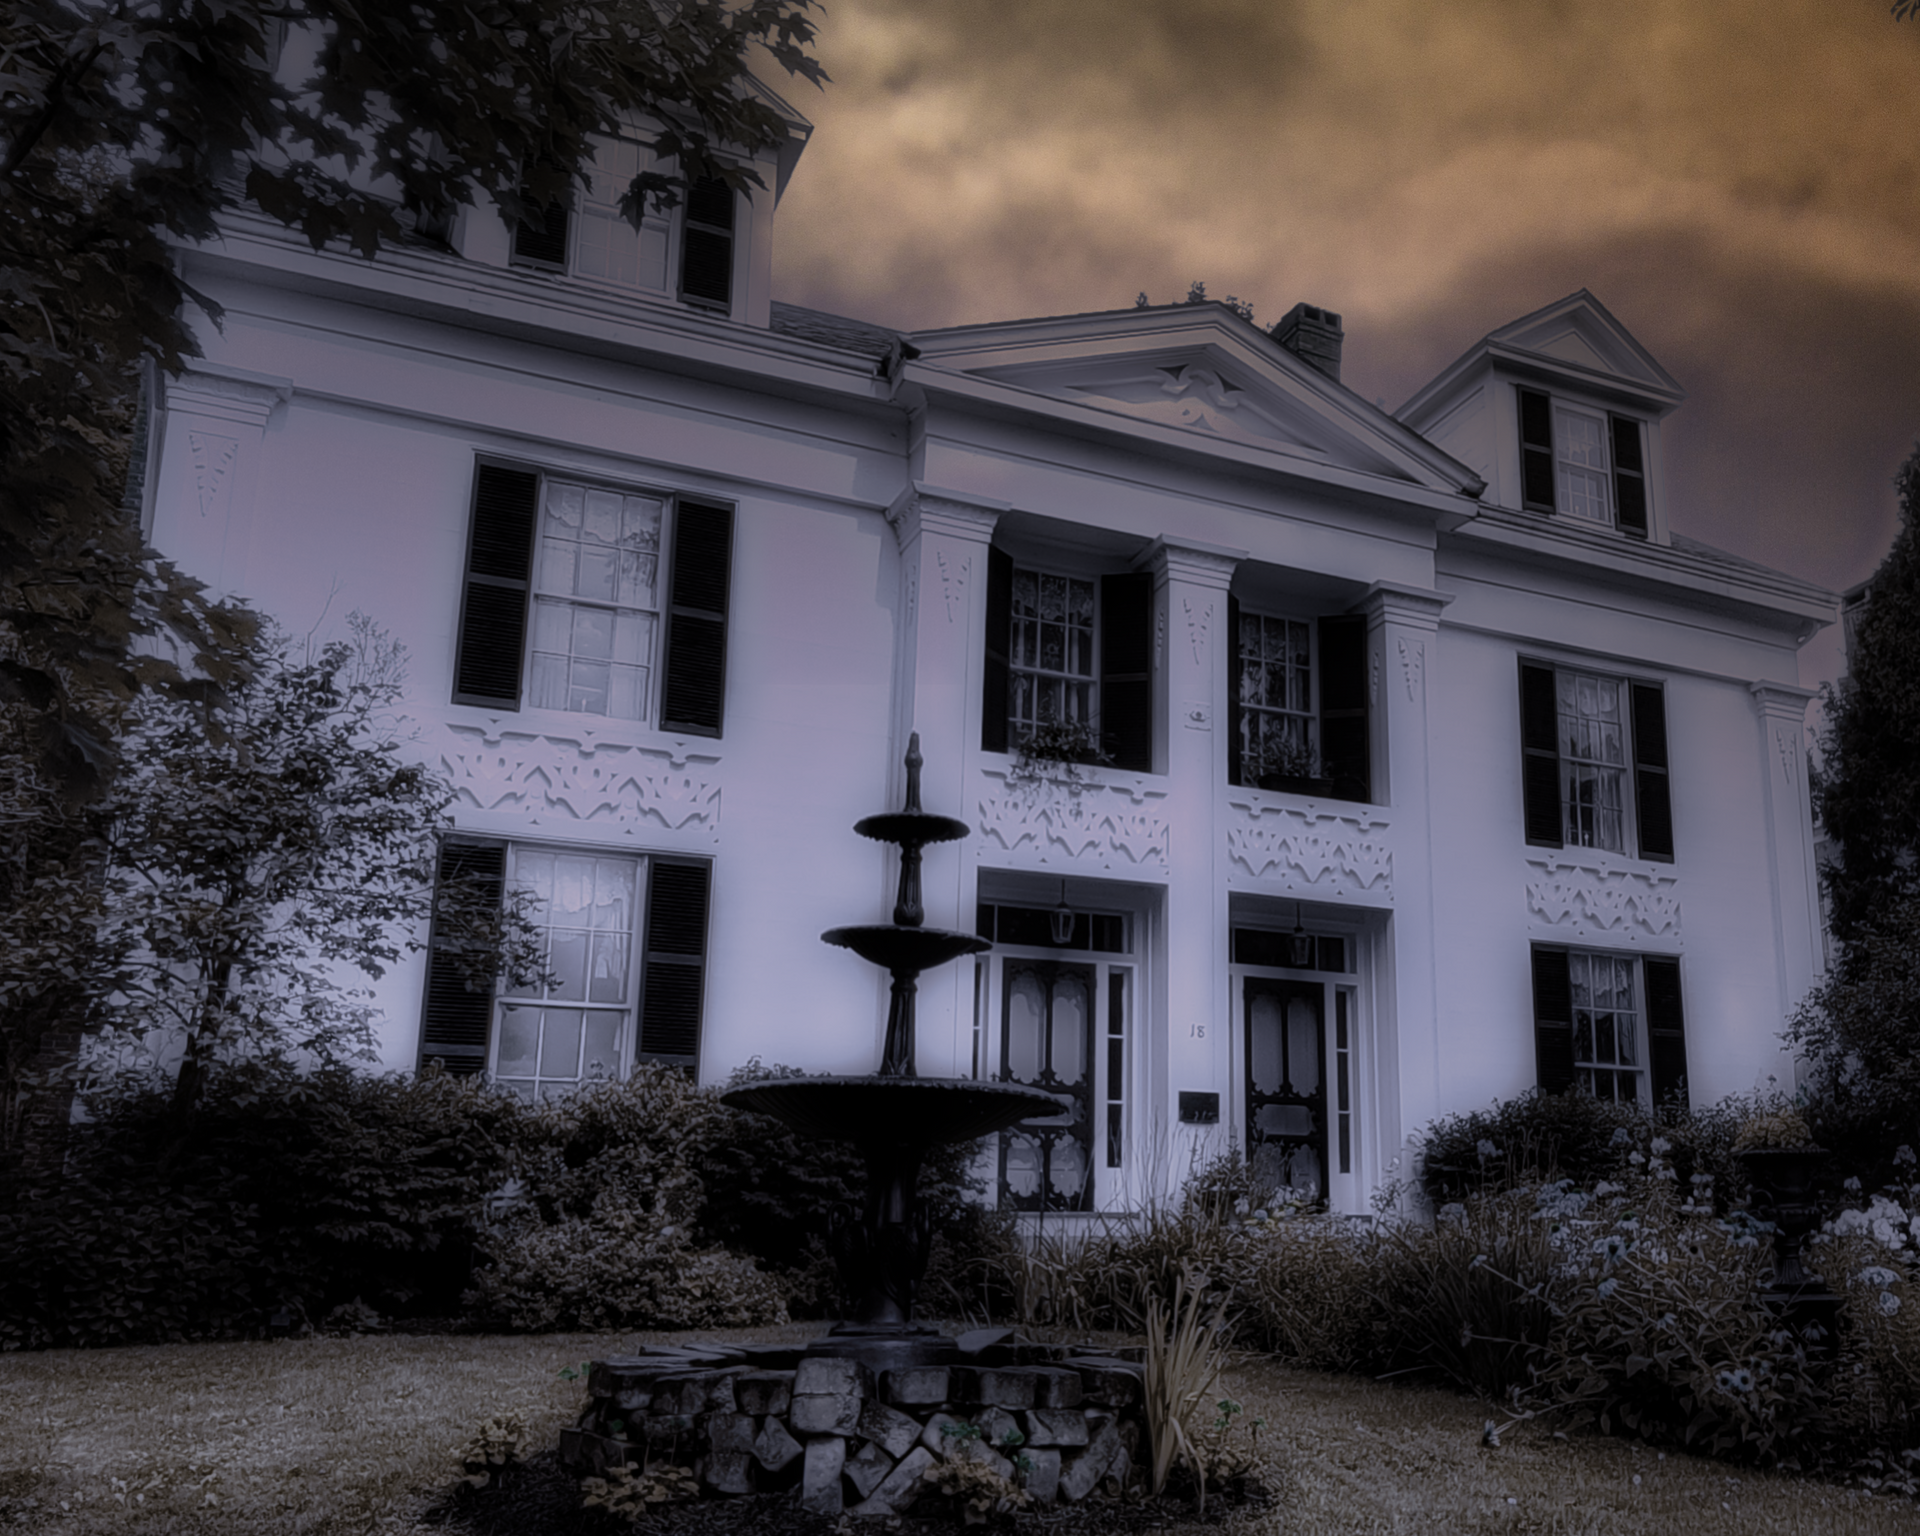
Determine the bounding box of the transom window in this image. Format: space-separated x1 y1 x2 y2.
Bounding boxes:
1236 612 1315 782
1570 950 1642 1105
1009 567 1096 740
493 848 642 1100
529 479 663 721
1554 406 1611 523
1556 669 1627 852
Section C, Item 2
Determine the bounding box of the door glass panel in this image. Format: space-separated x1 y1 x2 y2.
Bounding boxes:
999 960 1096 1212
1243 978 1328 1206
1287 995 1321 1096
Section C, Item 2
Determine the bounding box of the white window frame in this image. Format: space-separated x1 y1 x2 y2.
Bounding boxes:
524 472 667 725
1567 947 1647 1107
1007 563 1099 745
1555 666 1632 854
1235 608 1316 783
490 842 649 1100
1552 402 1613 524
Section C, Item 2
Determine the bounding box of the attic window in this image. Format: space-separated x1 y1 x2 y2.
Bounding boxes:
1516 387 1648 537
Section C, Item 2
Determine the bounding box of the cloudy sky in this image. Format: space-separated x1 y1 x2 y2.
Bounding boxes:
768 0 1920 701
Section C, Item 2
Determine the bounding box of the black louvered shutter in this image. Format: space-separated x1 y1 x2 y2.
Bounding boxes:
453 465 540 707
660 500 732 735
513 197 570 266
1318 614 1370 804
982 545 1013 753
1530 945 1577 1095
1631 681 1673 861
678 177 734 309
1226 594 1243 786
1518 387 1556 512
1643 955 1688 1109
1611 416 1648 536
1100 572 1153 771
1519 661 1563 846
418 842 505 1074
637 860 711 1066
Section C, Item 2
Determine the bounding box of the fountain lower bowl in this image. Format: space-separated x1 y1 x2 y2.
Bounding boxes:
722 1075 1062 1146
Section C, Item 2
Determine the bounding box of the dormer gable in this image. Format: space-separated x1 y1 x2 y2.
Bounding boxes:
1397 290 1684 544
908 304 1485 505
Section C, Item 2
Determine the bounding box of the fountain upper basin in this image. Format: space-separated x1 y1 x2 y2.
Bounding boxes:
820 925 990 973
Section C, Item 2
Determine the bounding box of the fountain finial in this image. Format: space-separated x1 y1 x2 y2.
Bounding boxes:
903 731 924 814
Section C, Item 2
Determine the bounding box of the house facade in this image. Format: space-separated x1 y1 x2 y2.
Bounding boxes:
143 97 1835 1215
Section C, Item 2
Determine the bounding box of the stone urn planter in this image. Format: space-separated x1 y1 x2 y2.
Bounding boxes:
1737 1143 1840 1350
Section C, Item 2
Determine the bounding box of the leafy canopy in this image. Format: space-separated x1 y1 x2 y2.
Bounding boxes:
0 0 823 789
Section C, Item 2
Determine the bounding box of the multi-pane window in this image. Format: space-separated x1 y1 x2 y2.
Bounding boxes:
1236 612 1314 781
1553 406 1611 523
493 848 641 1099
1569 950 1642 1105
1556 669 1627 851
528 479 663 721
572 137 671 290
1009 567 1096 740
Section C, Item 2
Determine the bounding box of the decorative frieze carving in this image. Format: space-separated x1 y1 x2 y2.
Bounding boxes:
1525 854 1680 940
1775 725 1799 788
1182 596 1210 667
936 548 969 623
1396 636 1424 703
976 771 1169 870
188 431 239 517
438 722 720 834
1225 798 1394 899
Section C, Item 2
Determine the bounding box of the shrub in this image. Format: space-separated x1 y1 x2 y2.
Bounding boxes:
0 1059 520 1348
1235 1215 1377 1371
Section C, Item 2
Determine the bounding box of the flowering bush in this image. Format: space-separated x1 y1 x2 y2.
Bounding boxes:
1812 1155 1920 1452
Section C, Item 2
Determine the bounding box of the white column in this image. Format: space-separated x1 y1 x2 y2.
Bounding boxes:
1751 683 1824 1053
887 484 1006 1078
1142 536 1244 1173
1360 581 1451 1150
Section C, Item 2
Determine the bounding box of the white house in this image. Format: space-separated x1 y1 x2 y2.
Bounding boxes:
143 89 1835 1216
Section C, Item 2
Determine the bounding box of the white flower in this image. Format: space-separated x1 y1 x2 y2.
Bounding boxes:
1650 1137 1672 1156
1628 1151 1646 1166
1597 1278 1618 1299
1895 1145 1916 1168
1476 1139 1501 1159
1856 1266 1901 1288
1610 1128 1632 1147
1593 1180 1620 1198
1881 1291 1903 1317
1830 1209 1869 1238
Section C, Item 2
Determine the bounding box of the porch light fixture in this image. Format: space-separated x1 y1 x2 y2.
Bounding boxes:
1289 902 1312 968
1050 880 1075 946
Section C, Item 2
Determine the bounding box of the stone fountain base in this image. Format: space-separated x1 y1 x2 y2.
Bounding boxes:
558 1331 1148 1519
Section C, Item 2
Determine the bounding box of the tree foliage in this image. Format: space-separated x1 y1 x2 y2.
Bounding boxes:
1813 449 1920 949
0 0 822 789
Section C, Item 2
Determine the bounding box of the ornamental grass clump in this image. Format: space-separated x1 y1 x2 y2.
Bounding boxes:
1142 1265 1232 1512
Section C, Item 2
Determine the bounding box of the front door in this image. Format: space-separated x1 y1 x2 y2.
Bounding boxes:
999 958 1096 1212
1242 977 1328 1203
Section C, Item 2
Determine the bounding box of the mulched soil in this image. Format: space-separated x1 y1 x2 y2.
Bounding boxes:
420 1452 1272 1536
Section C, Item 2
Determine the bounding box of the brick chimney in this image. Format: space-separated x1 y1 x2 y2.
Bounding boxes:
1271 302 1343 382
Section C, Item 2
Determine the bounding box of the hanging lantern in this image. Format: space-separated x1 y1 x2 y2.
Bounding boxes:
1289 902 1312 968
1050 880 1075 946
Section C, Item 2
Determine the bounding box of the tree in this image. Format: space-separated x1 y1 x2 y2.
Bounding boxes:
1812 449 1920 950
0 0 823 792
1794 446 1920 1163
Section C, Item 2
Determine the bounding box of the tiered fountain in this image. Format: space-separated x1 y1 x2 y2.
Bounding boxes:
722 733 1060 1372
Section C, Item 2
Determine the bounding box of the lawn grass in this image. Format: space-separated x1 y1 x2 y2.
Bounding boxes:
0 1326 1915 1536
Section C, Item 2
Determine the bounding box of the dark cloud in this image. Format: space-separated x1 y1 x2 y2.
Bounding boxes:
772 0 1920 689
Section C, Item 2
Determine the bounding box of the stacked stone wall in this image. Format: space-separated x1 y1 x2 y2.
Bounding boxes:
558 1332 1149 1519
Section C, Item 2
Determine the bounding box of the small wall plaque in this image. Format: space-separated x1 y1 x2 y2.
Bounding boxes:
1178 1091 1220 1125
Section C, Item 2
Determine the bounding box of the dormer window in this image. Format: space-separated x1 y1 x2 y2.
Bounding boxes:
1517 387 1648 537
511 136 735 314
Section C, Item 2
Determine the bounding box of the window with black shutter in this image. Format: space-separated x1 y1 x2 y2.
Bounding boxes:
659 500 733 735
1643 955 1688 1109
1530 945 1576 1095
678 176 734 310
982 546 1013 754
1099 572 1153 772
513 194 571 267
1518 659 1674 862
453 465 540 708
418 841 506 1074
1518 387 1556 512
1229 603 1369 803
637 859 712 1067
1611 416 1648 536
1317 615 1369 803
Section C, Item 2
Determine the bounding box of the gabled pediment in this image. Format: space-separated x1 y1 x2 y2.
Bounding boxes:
1400 290 1684 429
907 306 1485 499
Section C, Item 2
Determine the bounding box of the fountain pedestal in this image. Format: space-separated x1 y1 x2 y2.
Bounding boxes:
722 734 1055 1373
